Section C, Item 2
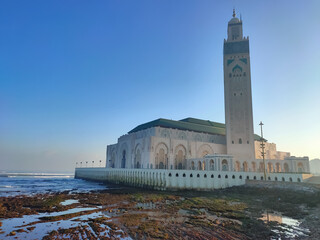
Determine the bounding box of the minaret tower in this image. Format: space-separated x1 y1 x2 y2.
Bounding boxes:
223 9 255 164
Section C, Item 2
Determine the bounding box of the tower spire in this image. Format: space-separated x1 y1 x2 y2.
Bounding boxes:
232 8 236 18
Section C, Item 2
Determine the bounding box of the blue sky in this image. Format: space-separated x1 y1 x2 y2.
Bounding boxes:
1 0 319 172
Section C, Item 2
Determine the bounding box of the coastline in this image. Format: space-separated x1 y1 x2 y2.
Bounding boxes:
1 185 319 239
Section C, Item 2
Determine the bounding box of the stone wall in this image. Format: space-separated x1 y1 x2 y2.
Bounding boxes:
75 168 305 191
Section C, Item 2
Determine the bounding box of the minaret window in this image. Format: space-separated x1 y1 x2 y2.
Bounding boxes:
232 26 240 40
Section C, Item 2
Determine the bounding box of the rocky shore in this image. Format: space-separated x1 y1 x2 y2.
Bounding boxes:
0 184 319 239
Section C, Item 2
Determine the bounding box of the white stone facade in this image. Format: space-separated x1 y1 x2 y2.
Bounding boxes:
106 126 227 170
75 168 309 191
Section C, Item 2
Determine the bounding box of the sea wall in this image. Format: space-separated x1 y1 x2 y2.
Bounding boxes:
75 168 306 191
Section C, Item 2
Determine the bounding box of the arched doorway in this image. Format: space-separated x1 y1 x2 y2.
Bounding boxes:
175 149 185 169
156 148 166 169
121 150 126 168
134 148 141 169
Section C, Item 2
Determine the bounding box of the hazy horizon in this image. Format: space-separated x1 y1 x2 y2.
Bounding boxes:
1 0 320 172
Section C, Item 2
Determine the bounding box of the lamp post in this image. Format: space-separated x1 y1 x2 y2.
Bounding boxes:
259 121 267 181
99 160 102 167
76 162 78 168
80 162 82 168
92 161 94 167
86 161 88 167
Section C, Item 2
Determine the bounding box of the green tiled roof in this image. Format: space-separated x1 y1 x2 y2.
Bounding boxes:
128 117 265 141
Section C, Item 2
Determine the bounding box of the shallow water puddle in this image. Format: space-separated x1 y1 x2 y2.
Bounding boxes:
260 212 310 238
60 199 79 206
0 206 131 239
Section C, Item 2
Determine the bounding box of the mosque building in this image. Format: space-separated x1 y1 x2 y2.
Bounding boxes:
105 10 310 175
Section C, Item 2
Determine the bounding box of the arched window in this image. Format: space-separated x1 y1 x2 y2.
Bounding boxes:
259 162 264 172
251 162 256 172
239 138 242 144
267 163 273 173
276 163 281 172
198 161 202 170
209 159 214 170
284 163 289 173
297 163 304 173
243 161 248 172
222 159 228 171
191 161 195 170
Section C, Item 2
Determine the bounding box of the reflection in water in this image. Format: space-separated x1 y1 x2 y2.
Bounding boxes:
259 212 310 238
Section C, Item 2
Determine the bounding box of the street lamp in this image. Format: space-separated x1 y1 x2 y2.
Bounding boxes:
86 161 88 167
99 160 102 167
92 161 94 167
259 121 267 181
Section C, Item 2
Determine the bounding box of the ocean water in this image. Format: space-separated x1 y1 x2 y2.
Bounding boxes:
0 172 108 197
0 172 131 239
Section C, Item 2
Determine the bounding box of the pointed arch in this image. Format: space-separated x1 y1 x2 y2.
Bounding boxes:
155 142 168 169
197 144 214 158
222 159 229 171
119 142 129 169
174 144 187 169
243 161 248 172
235 161 240 171
134 144 142 169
